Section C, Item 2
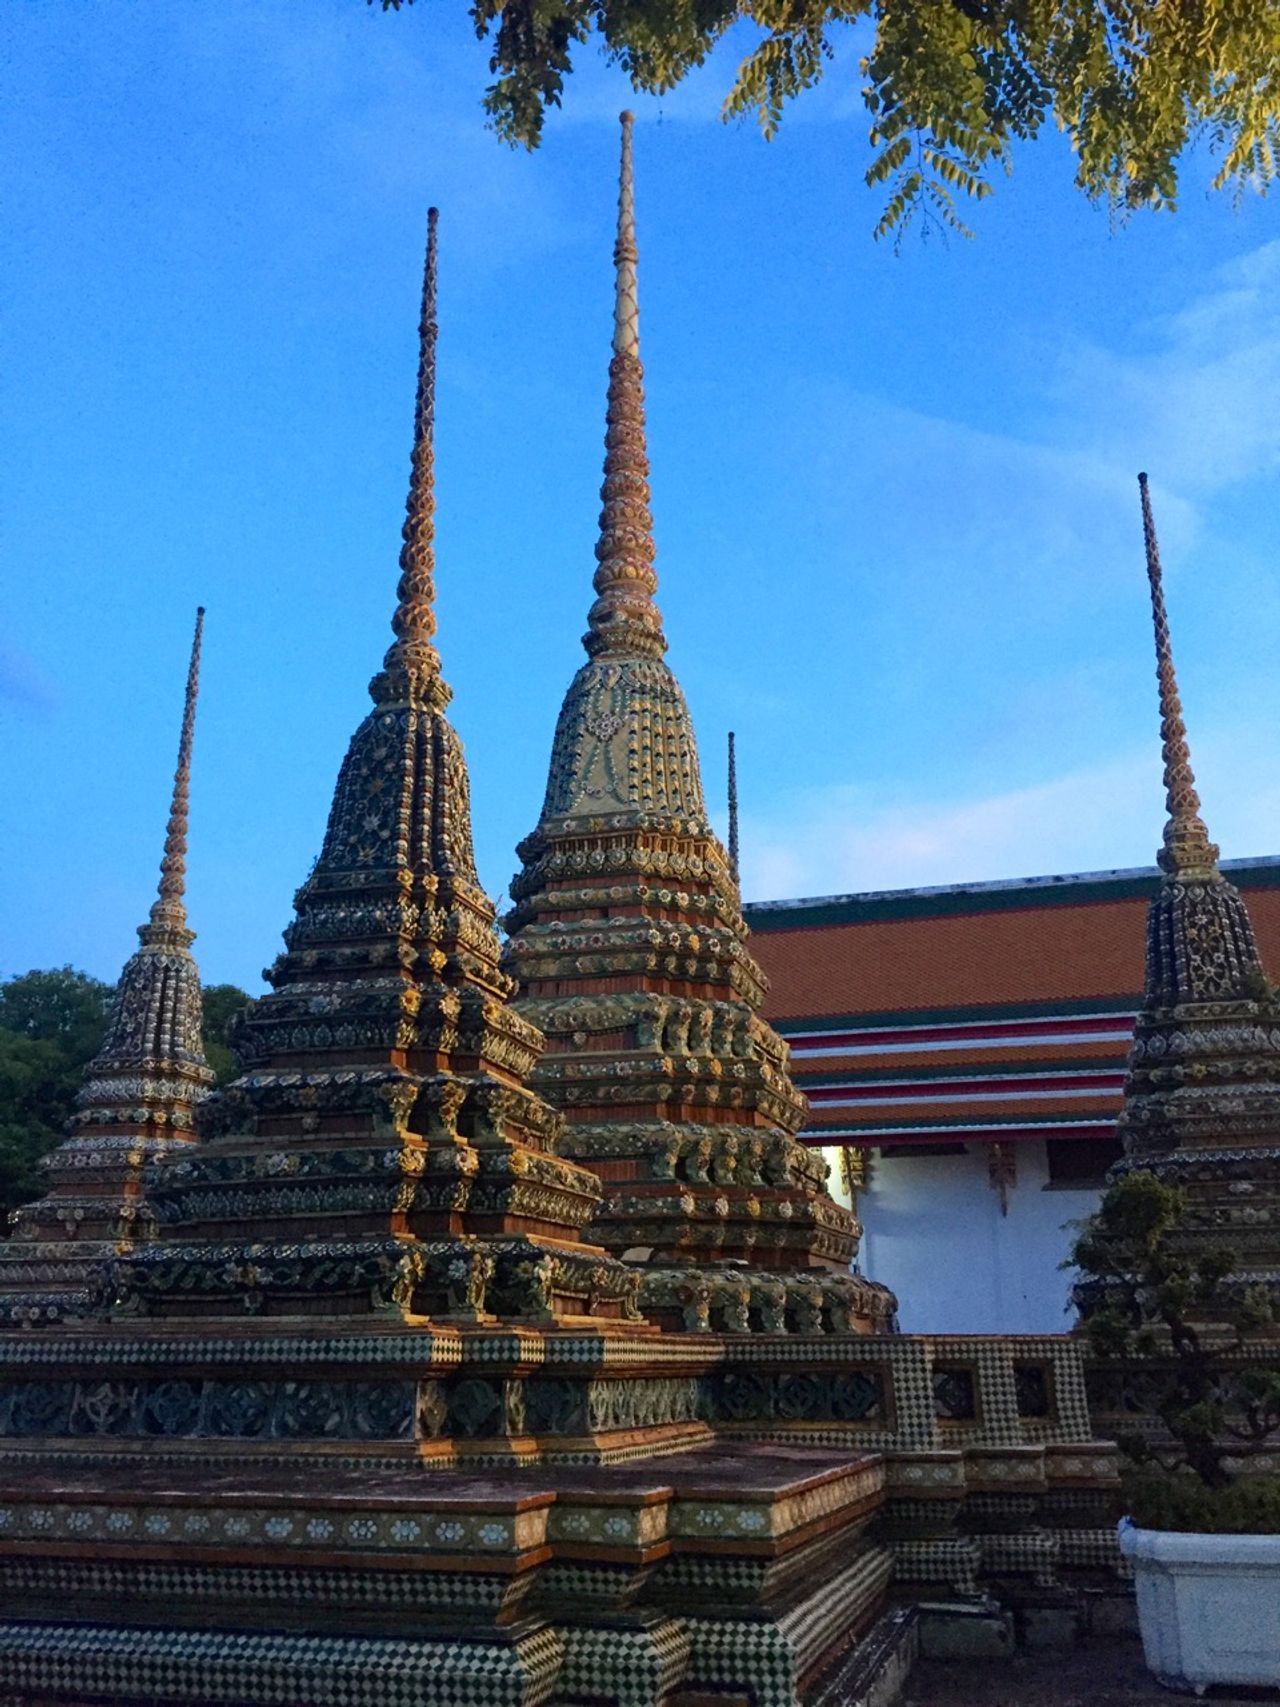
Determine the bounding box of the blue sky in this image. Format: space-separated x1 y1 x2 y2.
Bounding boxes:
3 1 1279 994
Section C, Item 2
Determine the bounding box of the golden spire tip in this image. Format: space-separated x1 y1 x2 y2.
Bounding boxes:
148 606 204 936
1138 471 1217 879
583 99 664 661
375 206 446 706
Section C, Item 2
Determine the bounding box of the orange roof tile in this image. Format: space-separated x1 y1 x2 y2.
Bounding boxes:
746 862 1280 1025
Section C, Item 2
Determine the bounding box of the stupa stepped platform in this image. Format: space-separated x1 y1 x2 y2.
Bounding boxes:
0 1322 1122 1591
0 1319 716 1471
0 1335 1123 1706
0 1446 890 1707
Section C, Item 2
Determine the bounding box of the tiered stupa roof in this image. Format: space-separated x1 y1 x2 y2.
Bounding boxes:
1 610 214 1326
109 209 641 1337
504 115 888 1335
1117 473 1280 1280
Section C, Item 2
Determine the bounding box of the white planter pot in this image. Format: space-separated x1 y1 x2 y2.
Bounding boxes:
1120 1519 1280 1693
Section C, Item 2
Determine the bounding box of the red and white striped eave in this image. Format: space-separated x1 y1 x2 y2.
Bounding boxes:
785 1010 1139 1058
784 1008 1138 1148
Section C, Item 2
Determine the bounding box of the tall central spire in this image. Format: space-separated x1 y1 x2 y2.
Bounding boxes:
1139 472 1218 881
376 206 447 709
147 607 204 939
584 112 666 662
506 118 881 1332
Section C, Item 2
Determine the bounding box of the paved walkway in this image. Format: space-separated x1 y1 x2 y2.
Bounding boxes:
904 1634 1279 1706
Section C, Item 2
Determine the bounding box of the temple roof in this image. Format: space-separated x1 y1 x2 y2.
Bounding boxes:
150 209 621 1322
582 111 665 668
259 207 514 1017
744 862 1280 1022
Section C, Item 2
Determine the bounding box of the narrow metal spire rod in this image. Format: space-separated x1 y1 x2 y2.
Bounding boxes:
1138 472 1218 879
379 206 444 703
149 606 204 933
727 731 740 883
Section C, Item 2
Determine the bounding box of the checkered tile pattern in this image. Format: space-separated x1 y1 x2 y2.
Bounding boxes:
891 1538 982 1597
557 1617 690 1706
979 1530 1060 1588
0 1621 565 1706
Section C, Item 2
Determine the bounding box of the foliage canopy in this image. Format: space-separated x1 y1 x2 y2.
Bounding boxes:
1072 1170 1280 1531
0 968 111 1229
200 983 252 1088
375 0 1280 240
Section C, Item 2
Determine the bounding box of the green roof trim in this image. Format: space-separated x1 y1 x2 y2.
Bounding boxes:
799 1113 1118 1136
744 856 1280 933
773 995 1141 1034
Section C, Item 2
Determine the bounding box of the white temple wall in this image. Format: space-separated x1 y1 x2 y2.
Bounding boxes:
827 1142 1102 1335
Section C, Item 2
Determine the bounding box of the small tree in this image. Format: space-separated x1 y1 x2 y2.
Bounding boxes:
0 969 111 1228
200 983 252 1087
1072 1171 1280 1531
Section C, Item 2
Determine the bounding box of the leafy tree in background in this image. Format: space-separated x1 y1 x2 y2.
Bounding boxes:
0 969 110 1229
0 969 250 1231
200 983 252 1088
375 0 1280 240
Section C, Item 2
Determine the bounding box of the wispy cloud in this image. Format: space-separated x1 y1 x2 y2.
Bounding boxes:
740 720 1280 902
717 232 1280 909
0 641 60 717
1045 240 1280 498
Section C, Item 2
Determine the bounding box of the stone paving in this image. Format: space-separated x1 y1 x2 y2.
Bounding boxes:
903 1634 1280 1707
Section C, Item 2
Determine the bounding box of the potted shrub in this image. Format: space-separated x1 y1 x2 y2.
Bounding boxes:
1072 1170 1280 1693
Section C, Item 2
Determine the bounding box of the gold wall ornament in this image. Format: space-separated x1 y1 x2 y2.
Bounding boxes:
840 1145 867 1199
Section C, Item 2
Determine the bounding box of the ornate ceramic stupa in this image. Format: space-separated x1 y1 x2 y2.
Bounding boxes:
0 611 214 1326
1116 473 1280 1281
0 144 1128 1707
503 115 888 1335
109 207 644 1342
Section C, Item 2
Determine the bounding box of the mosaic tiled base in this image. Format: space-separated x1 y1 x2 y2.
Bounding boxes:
891 1536 982 1598
0 1330 1124 1705
0 1620 566 1707
979 1529 1060 1588
0 1443 894 1707
556 1616 690 1707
